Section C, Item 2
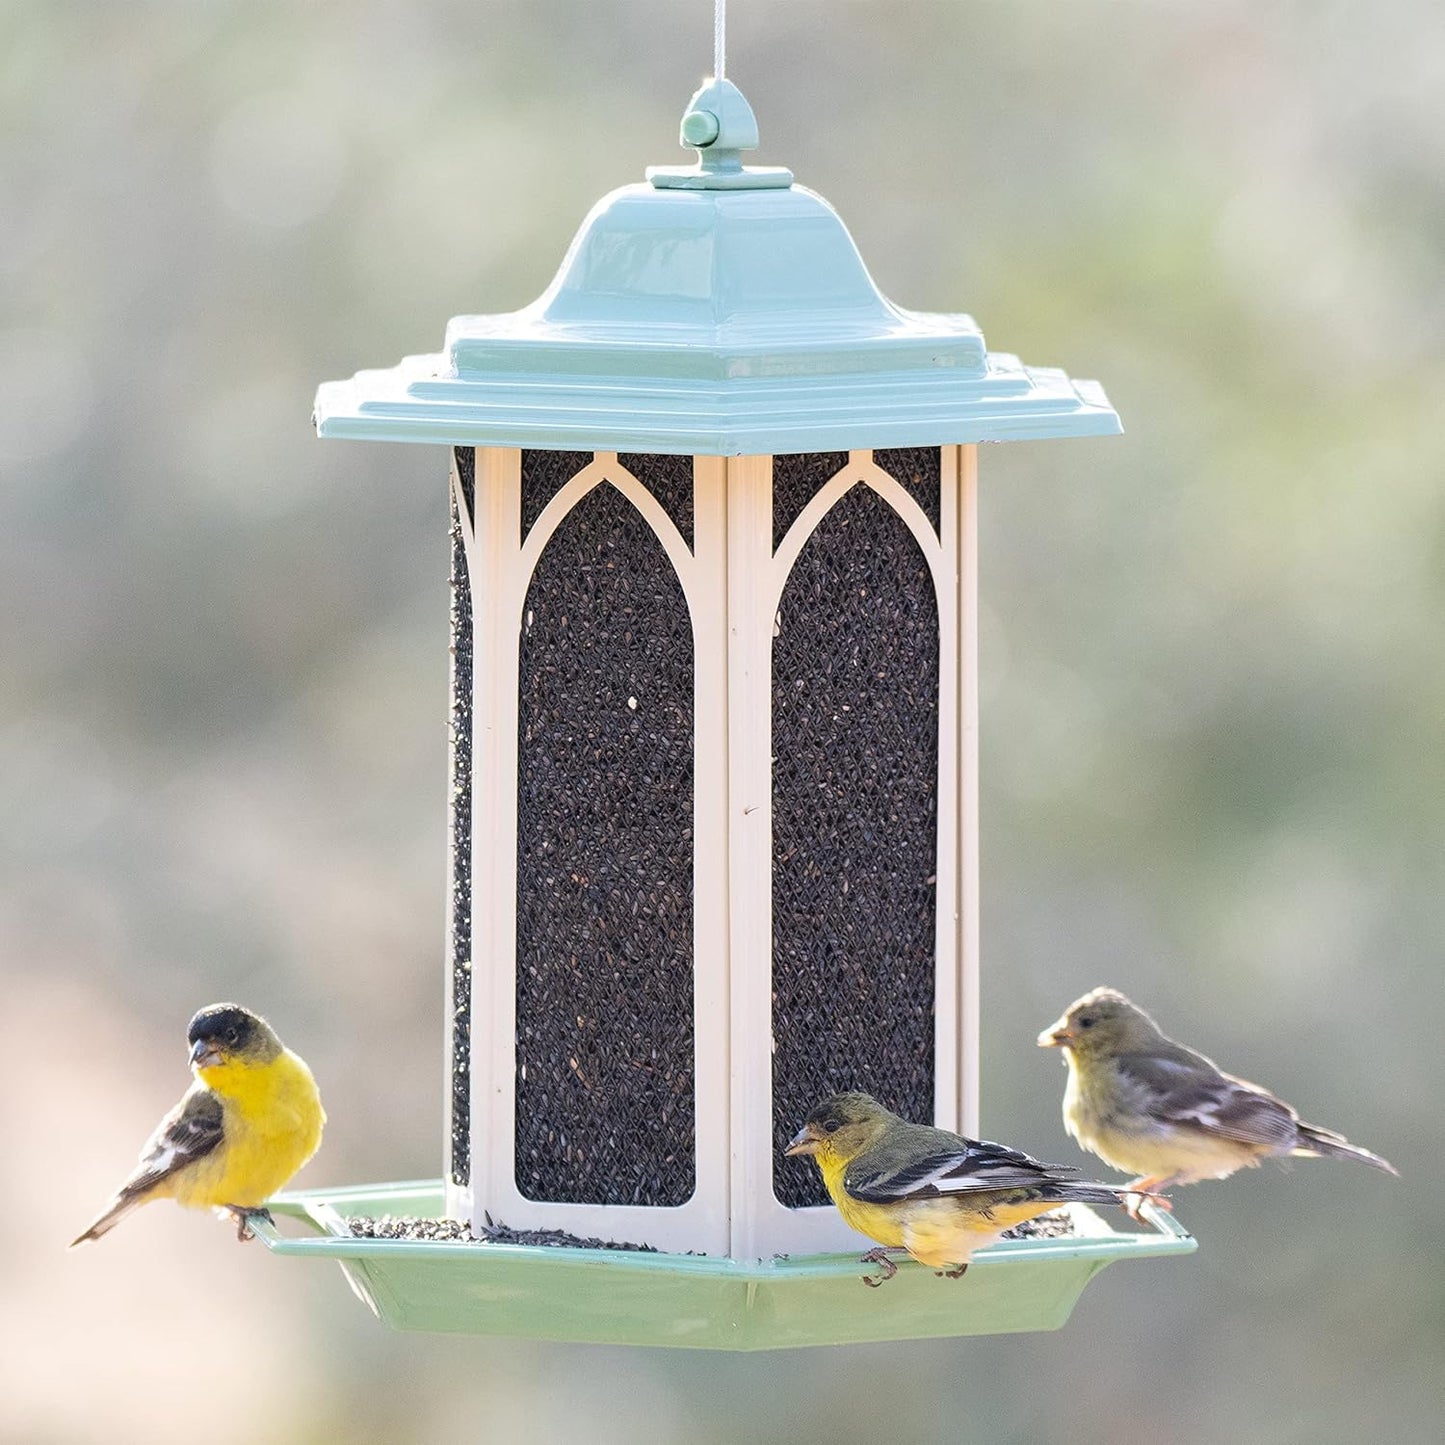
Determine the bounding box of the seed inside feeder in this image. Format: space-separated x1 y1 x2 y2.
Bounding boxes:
344 1209 1085 1249
348 1215 660 1252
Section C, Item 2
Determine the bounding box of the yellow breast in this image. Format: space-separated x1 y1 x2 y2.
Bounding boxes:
174 1050 325 1210
897 1195 1055 1269
816 1152 904 1248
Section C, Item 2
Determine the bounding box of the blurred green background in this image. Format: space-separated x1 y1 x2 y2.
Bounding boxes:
4 1 1442 1440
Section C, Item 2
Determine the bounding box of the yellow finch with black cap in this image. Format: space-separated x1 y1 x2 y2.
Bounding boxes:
1039 986 1397 1217
70 1003 324 1246
786 1091 1138 1284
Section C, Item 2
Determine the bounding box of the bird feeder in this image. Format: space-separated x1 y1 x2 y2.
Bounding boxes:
254 77 1194 1346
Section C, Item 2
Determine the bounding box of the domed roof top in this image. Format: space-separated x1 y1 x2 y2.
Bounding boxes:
314 81 1118 454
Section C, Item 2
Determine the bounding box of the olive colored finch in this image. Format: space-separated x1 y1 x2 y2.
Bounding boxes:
1040 987 1396 1218
786 1091 1137 1285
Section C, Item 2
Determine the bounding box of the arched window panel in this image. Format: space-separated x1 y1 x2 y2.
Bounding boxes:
448 446 475 1188
514 477 697 1207
771 481 941 1209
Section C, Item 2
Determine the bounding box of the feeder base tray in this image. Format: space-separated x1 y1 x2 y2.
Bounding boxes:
253 1180 1195 1350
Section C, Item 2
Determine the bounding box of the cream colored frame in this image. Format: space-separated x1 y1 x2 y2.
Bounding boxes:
447 446 980 1260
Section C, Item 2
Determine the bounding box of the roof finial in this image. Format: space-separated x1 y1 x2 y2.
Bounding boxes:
649 78 793 191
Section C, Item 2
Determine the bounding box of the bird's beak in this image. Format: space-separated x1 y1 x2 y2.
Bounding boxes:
784 1124 821 1157
1037 1018 1072 1048
190 1038 225 1069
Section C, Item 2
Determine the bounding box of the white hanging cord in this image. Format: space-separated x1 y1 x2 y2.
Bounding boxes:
714 0 726 79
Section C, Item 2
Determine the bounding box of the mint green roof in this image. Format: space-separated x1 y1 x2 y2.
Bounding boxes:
314 82 1119 454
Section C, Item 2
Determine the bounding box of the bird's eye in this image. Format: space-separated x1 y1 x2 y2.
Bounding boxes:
824 1121 841 1134
1079 1017 1096 1029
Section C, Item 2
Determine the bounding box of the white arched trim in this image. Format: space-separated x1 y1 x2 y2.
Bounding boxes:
768 452 948 619
516 452 700 621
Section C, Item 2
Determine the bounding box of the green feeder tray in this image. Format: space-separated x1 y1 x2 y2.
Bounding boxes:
253 1180 1195 1350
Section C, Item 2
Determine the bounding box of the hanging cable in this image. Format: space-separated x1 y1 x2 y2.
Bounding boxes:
714 0 726 79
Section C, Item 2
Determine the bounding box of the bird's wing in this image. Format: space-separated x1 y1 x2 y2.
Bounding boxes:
120 1086 226 1198
845 1127 1072 1204
1119 1051 1300 1150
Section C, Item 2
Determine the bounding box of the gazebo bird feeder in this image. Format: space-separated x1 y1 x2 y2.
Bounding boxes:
254 67 1194 1346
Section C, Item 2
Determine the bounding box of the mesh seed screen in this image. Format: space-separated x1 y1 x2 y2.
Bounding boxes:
514 460 696 1206
449 447 475 1186
521 450 595 542
618 453 694 548
772 451 850 552
873 446 942 537
771 462 941 1209
456 442 476 520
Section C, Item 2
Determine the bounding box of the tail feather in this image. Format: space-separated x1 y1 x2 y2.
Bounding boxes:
69 1193 145 1248
1044 1180 1137 1209
1294 1121 1398 1176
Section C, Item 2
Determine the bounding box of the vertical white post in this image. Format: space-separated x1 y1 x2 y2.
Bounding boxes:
690 454 732 1249
725 453 775 1261
932 445 961 1135
957 444 981 1137
468 447 523 1235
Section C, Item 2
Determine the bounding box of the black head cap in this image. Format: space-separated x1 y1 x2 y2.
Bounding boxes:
186 1003 280 1058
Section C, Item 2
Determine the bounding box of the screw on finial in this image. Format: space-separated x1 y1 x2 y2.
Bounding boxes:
681 108 721 147
649 77 792 190
677 78 759 174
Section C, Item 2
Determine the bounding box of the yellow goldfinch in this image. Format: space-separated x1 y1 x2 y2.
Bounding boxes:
785 1091 1136 1285
1039 986 1397 1218
71 1003 324 1246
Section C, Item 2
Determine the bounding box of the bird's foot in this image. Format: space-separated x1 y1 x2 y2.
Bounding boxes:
934 1262 969 1280
859 1247 900 1288
226 1206 274 1242
1123 1179 1173 1224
